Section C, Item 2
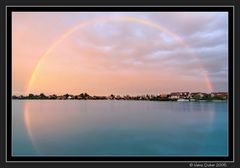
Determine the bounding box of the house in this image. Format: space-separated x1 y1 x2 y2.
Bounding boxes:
211 92 228 99
179 92 190 99
170 92 190 99
170 92 180 99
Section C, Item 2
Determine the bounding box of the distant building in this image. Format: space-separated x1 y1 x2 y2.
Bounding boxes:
211 92 228 99
170 92 180 99
179 92 190 98
170 92 190 99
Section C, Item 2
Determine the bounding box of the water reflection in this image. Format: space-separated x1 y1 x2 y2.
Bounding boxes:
12 100 227 156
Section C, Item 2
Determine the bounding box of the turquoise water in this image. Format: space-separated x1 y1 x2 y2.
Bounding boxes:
12 100 228 156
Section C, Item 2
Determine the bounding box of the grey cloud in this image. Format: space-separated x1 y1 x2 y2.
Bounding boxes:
66 12 228 91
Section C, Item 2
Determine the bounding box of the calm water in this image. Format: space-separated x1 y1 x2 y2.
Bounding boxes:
12 100 228 156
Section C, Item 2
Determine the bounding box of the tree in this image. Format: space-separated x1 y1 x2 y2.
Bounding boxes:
192 94 201 100
28 93 35 99
40 93 46 99
202 94 212 100
110 94 115 99
64 94 69 99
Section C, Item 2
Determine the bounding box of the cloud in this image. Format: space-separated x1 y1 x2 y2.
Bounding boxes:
12 12 228 95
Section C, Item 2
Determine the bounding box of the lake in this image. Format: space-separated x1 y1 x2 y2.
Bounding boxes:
12 100 228 156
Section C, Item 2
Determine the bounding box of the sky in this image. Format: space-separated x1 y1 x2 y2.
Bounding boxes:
12 12 228 96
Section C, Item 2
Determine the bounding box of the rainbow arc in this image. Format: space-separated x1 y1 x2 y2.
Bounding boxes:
24 16 213 150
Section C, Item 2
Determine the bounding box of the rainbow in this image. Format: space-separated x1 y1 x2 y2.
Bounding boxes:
26 16 213 94
23 16 213 151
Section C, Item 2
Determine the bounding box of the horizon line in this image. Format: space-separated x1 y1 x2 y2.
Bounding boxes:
12 91 228 97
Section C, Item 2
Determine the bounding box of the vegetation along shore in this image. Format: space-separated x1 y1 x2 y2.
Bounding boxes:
12 92 228 102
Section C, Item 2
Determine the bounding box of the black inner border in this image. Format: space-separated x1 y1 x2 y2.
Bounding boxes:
7 6 234 162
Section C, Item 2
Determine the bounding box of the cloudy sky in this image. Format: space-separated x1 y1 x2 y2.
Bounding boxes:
12 12 228 96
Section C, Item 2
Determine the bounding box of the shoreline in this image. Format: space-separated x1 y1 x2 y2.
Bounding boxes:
11 98 228 102
12 92 228 102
